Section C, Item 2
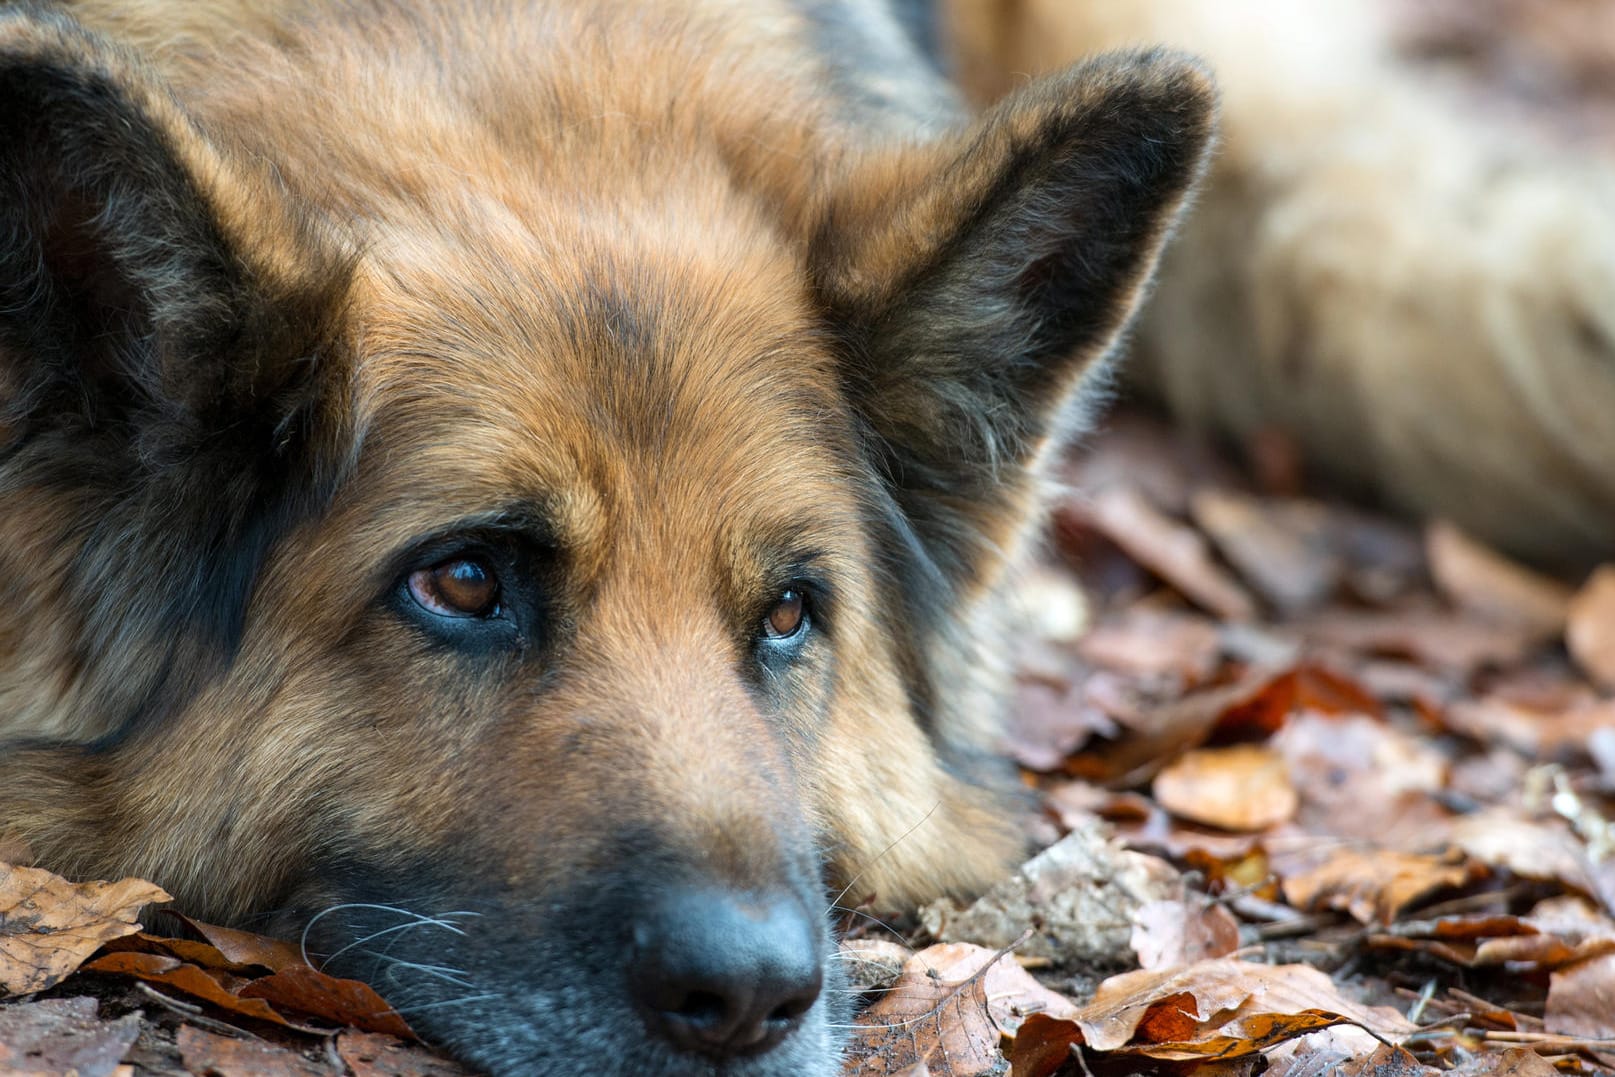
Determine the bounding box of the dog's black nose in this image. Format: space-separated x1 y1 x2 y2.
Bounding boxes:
630 889 823 1056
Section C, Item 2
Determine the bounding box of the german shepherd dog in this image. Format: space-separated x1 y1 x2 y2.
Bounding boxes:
0 0 1213 1072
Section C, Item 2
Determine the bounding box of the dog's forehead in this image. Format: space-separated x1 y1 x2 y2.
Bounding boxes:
341 216 862 563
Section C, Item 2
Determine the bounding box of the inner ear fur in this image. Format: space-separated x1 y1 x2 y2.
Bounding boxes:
0 10 350 461
0 11 354 707
815 49 1216 587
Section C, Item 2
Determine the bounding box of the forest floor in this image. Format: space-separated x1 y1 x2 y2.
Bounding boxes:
3 408 1613 1076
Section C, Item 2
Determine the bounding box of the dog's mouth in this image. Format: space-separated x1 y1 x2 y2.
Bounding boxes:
300 873 847 1077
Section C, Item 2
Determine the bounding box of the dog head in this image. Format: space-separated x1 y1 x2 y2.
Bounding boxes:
0 9 1212 1074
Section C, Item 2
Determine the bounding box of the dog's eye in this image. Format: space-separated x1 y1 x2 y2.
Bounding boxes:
761 588 807 641
408 558 501 618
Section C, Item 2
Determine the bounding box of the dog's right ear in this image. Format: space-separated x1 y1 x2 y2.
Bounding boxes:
0 12 353 657
812 50 1215 593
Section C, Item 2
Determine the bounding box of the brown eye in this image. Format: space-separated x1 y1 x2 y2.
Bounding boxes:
762 588 807 640
408 558 500 618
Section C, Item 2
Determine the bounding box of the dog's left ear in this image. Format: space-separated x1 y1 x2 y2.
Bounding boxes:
814 50 1215 587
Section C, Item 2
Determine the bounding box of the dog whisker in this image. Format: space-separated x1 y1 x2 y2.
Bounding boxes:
824 802 940 918
301 903 475 967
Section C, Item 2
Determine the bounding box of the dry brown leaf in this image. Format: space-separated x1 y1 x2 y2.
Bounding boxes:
1275 714 1454 847
1278 848 1477 925
1448 1047 1562 1076
843 945 1010 1077
1361 913 1615 970
1444 697 1615 764
919 943 1079 1035
1450 811 1602 899
1076 603 1223 681
1129 1010 1361 1061
0 862 170 996
1567 565 1615 690
336 1032 475 1077
0 996 140 1077
1129 899 1241 970
175 1023 336 1077
919 823 1180 968
1269 1034 1434 1077
242 963 417 1040
1426 522 1572 637
1214 666 1384 741
1153 745 1298 832
1005 1011 1085 1077
1070 959 1414 1054
1546 951 1615 1038
1069 666 1282 784
1079 485 1258 621
839 939 912 994
166 915 305 973
1296 608 1539 674
1192 491 1344 614
1335 1041 1436 1076
83 951 317 1032
1005 677 1113 772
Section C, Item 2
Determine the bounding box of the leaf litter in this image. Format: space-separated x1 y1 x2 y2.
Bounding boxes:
4 408 1615 1075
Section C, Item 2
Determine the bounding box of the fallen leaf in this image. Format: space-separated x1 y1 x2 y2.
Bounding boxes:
1069 959 1414 1053
0 996 139 1077
1278 848 1477 925
1296 607 1539 674
0 862 170 996
919 822 1180 968
1154 745 1298 832
164 915 305 973
175 1024 336 1077
1567 565 1615 689
1070 666 1283 783
844 945 1010 1077
1130 899 1241 970
839 939 912 994
1213 665 1384 741
335 1032 474 1077
1449 1047 1562 1075
1005 677 1113 772
1450 811 1602 899
1192 491 1343 614
1546 951 1615 1037
1335 1041 1436 1076
1005 1011 1085 1077
1077 485 1258 621
1076 602 1223 681
1271 1033 1434 1077
1275 714 1454 847
918 943 1079 1035
1444 697 1615 764
243 963 417 1040
83 951 317 1032
1426 522 1572 637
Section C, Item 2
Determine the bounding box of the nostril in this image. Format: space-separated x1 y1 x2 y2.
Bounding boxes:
770 994 813 1023
672 990 726 1023
630 888 823 1058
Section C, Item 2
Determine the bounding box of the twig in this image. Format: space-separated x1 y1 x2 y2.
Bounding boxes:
134 982 260 1041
